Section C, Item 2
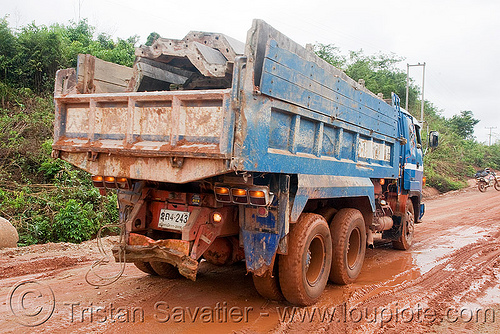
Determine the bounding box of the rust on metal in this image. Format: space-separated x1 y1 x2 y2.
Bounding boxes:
128 233 190 255
113 244 198 281
52 86 234 183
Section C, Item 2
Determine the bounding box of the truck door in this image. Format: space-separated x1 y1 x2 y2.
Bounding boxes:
402 114 423 192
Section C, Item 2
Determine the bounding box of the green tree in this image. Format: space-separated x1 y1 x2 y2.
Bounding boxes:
314 45 421 108
447 110 479 140
0 17 17 82
13 23 65 92
313 43 345 68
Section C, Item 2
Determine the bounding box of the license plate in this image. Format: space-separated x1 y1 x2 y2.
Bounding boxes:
158 209 190 230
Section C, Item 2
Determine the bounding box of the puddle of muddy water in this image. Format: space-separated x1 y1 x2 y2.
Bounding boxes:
476 285 500 306
412 225 491 274
320 246 421 305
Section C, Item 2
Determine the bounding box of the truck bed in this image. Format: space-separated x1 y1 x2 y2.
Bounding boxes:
53 20 400 185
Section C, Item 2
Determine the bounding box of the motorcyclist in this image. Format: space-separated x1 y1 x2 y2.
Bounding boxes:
475 168 495 178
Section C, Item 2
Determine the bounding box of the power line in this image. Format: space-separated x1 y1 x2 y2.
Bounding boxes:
485 126 497 146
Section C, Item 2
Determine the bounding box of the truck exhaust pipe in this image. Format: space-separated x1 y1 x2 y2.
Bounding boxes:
367 229 374 249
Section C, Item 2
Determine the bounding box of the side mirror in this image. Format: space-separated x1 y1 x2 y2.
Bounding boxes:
428 131 439 148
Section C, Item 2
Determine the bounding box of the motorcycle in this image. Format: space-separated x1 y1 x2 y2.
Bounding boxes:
475 169 500 192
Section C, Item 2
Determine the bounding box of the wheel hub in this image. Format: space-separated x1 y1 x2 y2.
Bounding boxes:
306 235 325 285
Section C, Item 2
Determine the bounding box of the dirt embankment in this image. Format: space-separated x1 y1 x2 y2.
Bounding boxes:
1 185 500 334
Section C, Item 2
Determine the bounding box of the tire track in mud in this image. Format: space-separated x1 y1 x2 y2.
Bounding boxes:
342 235 500 333
274 233 500 334
339 223 500 309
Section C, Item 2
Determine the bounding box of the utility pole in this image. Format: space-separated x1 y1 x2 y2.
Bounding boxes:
78 0 84 22
405 63 426 123
485 126 497 146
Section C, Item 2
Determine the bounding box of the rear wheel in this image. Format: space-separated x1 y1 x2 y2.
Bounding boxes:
329 208 366 284
478 181 487 192
133 262 158 275
252 258 284 301
149 261 181 278
392 200 415 250
279 213 332 306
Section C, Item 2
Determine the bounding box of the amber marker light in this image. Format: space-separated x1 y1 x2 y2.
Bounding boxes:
423 176 426 187
379 179 385 185
249 190 265 198
214 186 231 203
215 187 229 195
212 212 223 224
231 188 248 204
104 176 117 188
231 188 247 197
91 175 104 188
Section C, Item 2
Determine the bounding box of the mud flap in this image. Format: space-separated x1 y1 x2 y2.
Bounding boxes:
418 203 425 221
241 229 280 277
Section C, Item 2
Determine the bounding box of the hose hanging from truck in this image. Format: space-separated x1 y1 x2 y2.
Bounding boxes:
84 222 127 287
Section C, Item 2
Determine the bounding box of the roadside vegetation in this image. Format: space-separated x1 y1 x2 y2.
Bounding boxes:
0 18 497 245
315 44 500 192
0 18 131 245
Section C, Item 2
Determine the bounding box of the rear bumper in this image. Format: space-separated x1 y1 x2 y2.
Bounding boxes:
112 233 198 280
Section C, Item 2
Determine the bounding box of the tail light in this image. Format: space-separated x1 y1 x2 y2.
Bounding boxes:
231 188 248 204
92 175 104 188
104 176 116 188
249 189 269 206
116 177 130 189
215 186 231 202
212 212 223 224
422 176 426 187
214 184 272 206
91 176 130 189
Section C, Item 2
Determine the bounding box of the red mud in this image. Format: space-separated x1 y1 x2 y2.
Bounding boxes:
1 185 500 333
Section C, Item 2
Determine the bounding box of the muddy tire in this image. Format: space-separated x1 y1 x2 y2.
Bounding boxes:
149 261 181 279
329 208 366 284
392 199 415 250
494 180 500 191
252 259 284 301
279 213 332 306
133 262 158 276
478 181 487 192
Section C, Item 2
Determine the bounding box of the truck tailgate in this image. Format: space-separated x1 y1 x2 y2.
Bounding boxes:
53 83 235 183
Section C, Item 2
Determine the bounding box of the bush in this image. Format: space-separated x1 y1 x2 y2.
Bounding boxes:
52 199 99 243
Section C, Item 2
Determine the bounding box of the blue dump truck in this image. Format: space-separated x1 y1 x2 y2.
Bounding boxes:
52 20 438 305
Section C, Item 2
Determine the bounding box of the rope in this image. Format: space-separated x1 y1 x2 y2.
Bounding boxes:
85 222 127 287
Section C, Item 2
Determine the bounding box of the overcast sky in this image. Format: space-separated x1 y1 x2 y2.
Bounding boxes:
2 0 499 143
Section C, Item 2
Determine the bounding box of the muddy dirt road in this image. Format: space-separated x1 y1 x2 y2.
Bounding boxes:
1 186 500 334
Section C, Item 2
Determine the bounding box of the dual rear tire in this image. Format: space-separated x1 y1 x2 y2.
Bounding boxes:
329 209 366 284
253 210 367 306
278 213 332 306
